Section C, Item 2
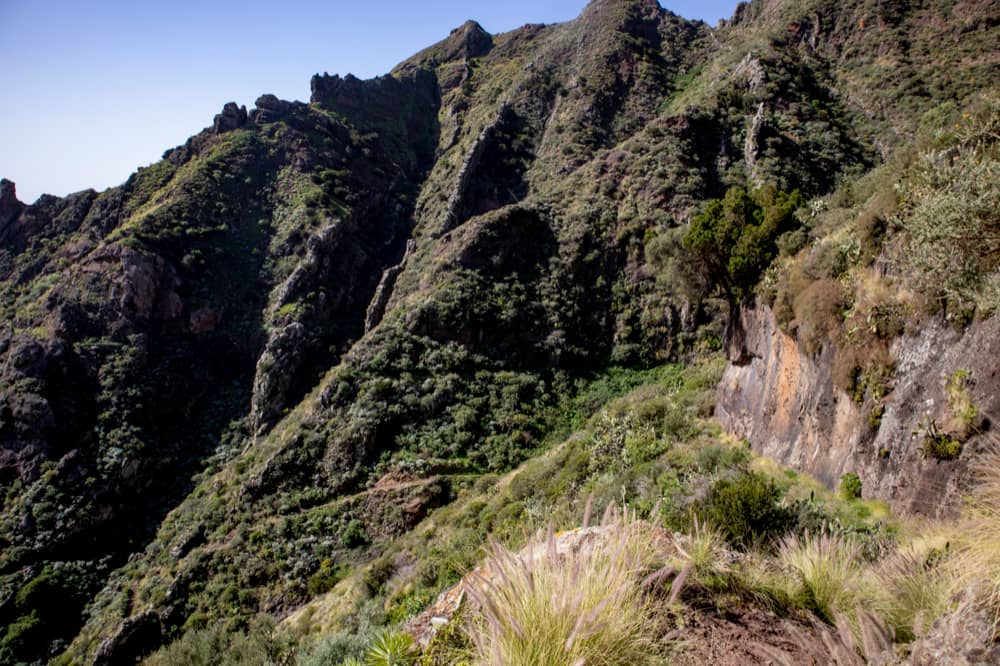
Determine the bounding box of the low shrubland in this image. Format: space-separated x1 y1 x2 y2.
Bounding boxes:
140 359 1000 665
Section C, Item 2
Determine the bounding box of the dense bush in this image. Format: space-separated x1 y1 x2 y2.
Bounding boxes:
696 471 795 549
839 472 862 500
894 93 1000 314
143 619 292 666
680 186 804 302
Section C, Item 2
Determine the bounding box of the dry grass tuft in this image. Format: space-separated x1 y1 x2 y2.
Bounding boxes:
778 531 862 623
953 435 1000 629
465 507 667 666
873 547 952 640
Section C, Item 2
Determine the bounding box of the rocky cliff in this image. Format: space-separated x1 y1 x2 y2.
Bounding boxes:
718 304 1000 517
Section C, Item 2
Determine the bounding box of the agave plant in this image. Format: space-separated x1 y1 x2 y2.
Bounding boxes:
364 630 416 666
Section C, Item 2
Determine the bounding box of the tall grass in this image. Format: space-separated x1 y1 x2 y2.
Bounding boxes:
874 547 952 640
778 531 861 623
954 437 1000 629
465 509 666 666
676 516 725 576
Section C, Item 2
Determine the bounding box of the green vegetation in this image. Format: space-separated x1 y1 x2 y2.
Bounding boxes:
894 94 1000 315
143 619 293 666
696 471 794 549
680 186 804 302
465 514 666 666
0 1 996 663
840 473 862 500
918 417 963 461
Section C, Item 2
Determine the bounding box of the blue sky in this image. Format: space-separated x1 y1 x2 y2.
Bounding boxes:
1 1 738 203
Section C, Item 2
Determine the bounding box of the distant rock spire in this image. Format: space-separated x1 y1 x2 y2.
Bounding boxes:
0 178 23 229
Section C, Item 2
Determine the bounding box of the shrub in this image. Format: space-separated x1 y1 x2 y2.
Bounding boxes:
792 279 848 357
839 473 862 500
465 512 665 666
143 619 291 666
894 93 1000 313
342 519 370 548
682 186 804 302
308 559 345 596
696 472 794 550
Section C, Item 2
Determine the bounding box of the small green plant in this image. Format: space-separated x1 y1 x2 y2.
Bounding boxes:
365 630 415 666
839 472 862 500
869 405 885 430
945 368 978 437
342 519 370 548
918 418 962 460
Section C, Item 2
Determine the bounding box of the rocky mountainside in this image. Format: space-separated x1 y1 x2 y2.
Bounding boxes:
0 0 998 663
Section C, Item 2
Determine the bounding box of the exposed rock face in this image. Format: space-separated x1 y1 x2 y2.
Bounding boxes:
212 102 248 133
365 239 416 333
249 94 294 123
907 592 1000 665
0 178 23 230
440 103 514 234
717 304 1000 517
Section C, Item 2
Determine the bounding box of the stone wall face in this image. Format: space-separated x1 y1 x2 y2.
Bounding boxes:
717 304 1000 517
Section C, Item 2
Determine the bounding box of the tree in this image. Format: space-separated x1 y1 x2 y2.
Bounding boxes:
680 186 803 303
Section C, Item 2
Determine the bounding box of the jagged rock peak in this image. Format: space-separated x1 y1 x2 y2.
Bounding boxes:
394 18 494 73
250 94 294 123
574 0 669 41
579 0 664 19
0 178 18 203
449 19 493 57
212 101 248 133
0 178 22 224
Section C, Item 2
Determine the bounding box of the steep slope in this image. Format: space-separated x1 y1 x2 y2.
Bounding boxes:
0 0 995 663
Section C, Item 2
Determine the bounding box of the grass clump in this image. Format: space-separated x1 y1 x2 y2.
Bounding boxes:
874 547 953 641
778 531 862 624
954 442 1000 625
466 511 666 666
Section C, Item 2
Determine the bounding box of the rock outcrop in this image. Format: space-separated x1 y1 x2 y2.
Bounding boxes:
717 304 1000 517
212 102 248 133
250 94 294 123
0 178 23 230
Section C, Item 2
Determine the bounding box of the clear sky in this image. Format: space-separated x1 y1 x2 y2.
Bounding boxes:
1 0 738 203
